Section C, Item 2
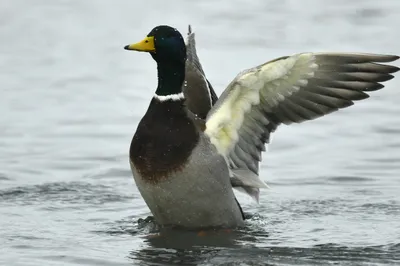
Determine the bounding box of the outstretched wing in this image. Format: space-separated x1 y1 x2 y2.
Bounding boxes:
183 25 218 119
205 53 399 199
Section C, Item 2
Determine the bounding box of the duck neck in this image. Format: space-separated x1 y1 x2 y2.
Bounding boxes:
155 61 185 97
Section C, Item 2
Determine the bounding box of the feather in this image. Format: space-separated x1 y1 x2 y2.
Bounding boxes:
205 52 399 201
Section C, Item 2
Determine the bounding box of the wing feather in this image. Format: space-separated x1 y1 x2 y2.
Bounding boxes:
183 25 218 118
205 52 399 193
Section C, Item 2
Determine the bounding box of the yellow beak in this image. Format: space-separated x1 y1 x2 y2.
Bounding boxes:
124 36 155 52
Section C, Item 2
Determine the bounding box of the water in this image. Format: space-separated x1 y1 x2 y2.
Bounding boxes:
1 0 400 265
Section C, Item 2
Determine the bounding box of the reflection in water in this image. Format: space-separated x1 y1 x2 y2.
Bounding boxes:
131 231 237 265
128 223 400 265
123 214 400 265
143 229 241 249
129 221 264 265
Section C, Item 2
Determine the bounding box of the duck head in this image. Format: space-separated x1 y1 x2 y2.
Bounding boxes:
124 25 186 65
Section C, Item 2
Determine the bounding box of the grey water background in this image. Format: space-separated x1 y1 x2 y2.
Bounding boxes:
1 0 400 265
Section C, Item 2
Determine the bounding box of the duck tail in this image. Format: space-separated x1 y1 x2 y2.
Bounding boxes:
230 169 269 203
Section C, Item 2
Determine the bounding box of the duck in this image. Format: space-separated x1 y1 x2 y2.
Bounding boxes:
124 25 399 229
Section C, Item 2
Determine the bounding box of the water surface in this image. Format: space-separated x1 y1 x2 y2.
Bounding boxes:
1 0 400 265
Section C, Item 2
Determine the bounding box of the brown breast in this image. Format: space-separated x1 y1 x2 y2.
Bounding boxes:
129 98 199 184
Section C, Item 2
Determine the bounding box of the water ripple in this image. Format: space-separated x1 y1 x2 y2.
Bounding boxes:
0 182 133 207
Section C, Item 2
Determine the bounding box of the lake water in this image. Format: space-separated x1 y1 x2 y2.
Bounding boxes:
1 0 400 265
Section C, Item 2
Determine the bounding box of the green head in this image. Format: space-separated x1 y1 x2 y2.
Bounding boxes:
124 25 187 96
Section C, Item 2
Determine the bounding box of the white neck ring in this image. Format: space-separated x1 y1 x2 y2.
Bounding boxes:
154 92 185 102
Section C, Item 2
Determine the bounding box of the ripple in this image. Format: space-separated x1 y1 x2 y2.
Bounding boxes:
97 214 269 248
41 255 129 266
358 202 400 215
327 176 375 183
84 167 132 179
283 198 348 216
269 175 375 187
92 215 157 237
0 173 11 180
130 243 400 266
375 125 400 134
0 182 133 207
352 189 383 196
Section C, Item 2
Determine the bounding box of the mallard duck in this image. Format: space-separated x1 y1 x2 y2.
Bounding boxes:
124 25 399 229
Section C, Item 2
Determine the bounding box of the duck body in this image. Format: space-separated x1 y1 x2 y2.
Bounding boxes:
124 25 399 229
126 25 244 228
129 98 244 228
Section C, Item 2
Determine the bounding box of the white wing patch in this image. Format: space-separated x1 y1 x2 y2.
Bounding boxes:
205 53 316 157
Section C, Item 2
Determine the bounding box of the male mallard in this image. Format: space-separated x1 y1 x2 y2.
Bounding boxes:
124 25 399 229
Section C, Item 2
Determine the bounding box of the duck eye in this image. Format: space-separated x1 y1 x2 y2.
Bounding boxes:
145 40 149 43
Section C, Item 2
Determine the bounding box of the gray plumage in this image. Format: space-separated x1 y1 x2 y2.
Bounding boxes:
130 133 244 228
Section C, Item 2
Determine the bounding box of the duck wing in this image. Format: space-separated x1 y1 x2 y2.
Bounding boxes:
183 25 218 119
205 53 399 201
